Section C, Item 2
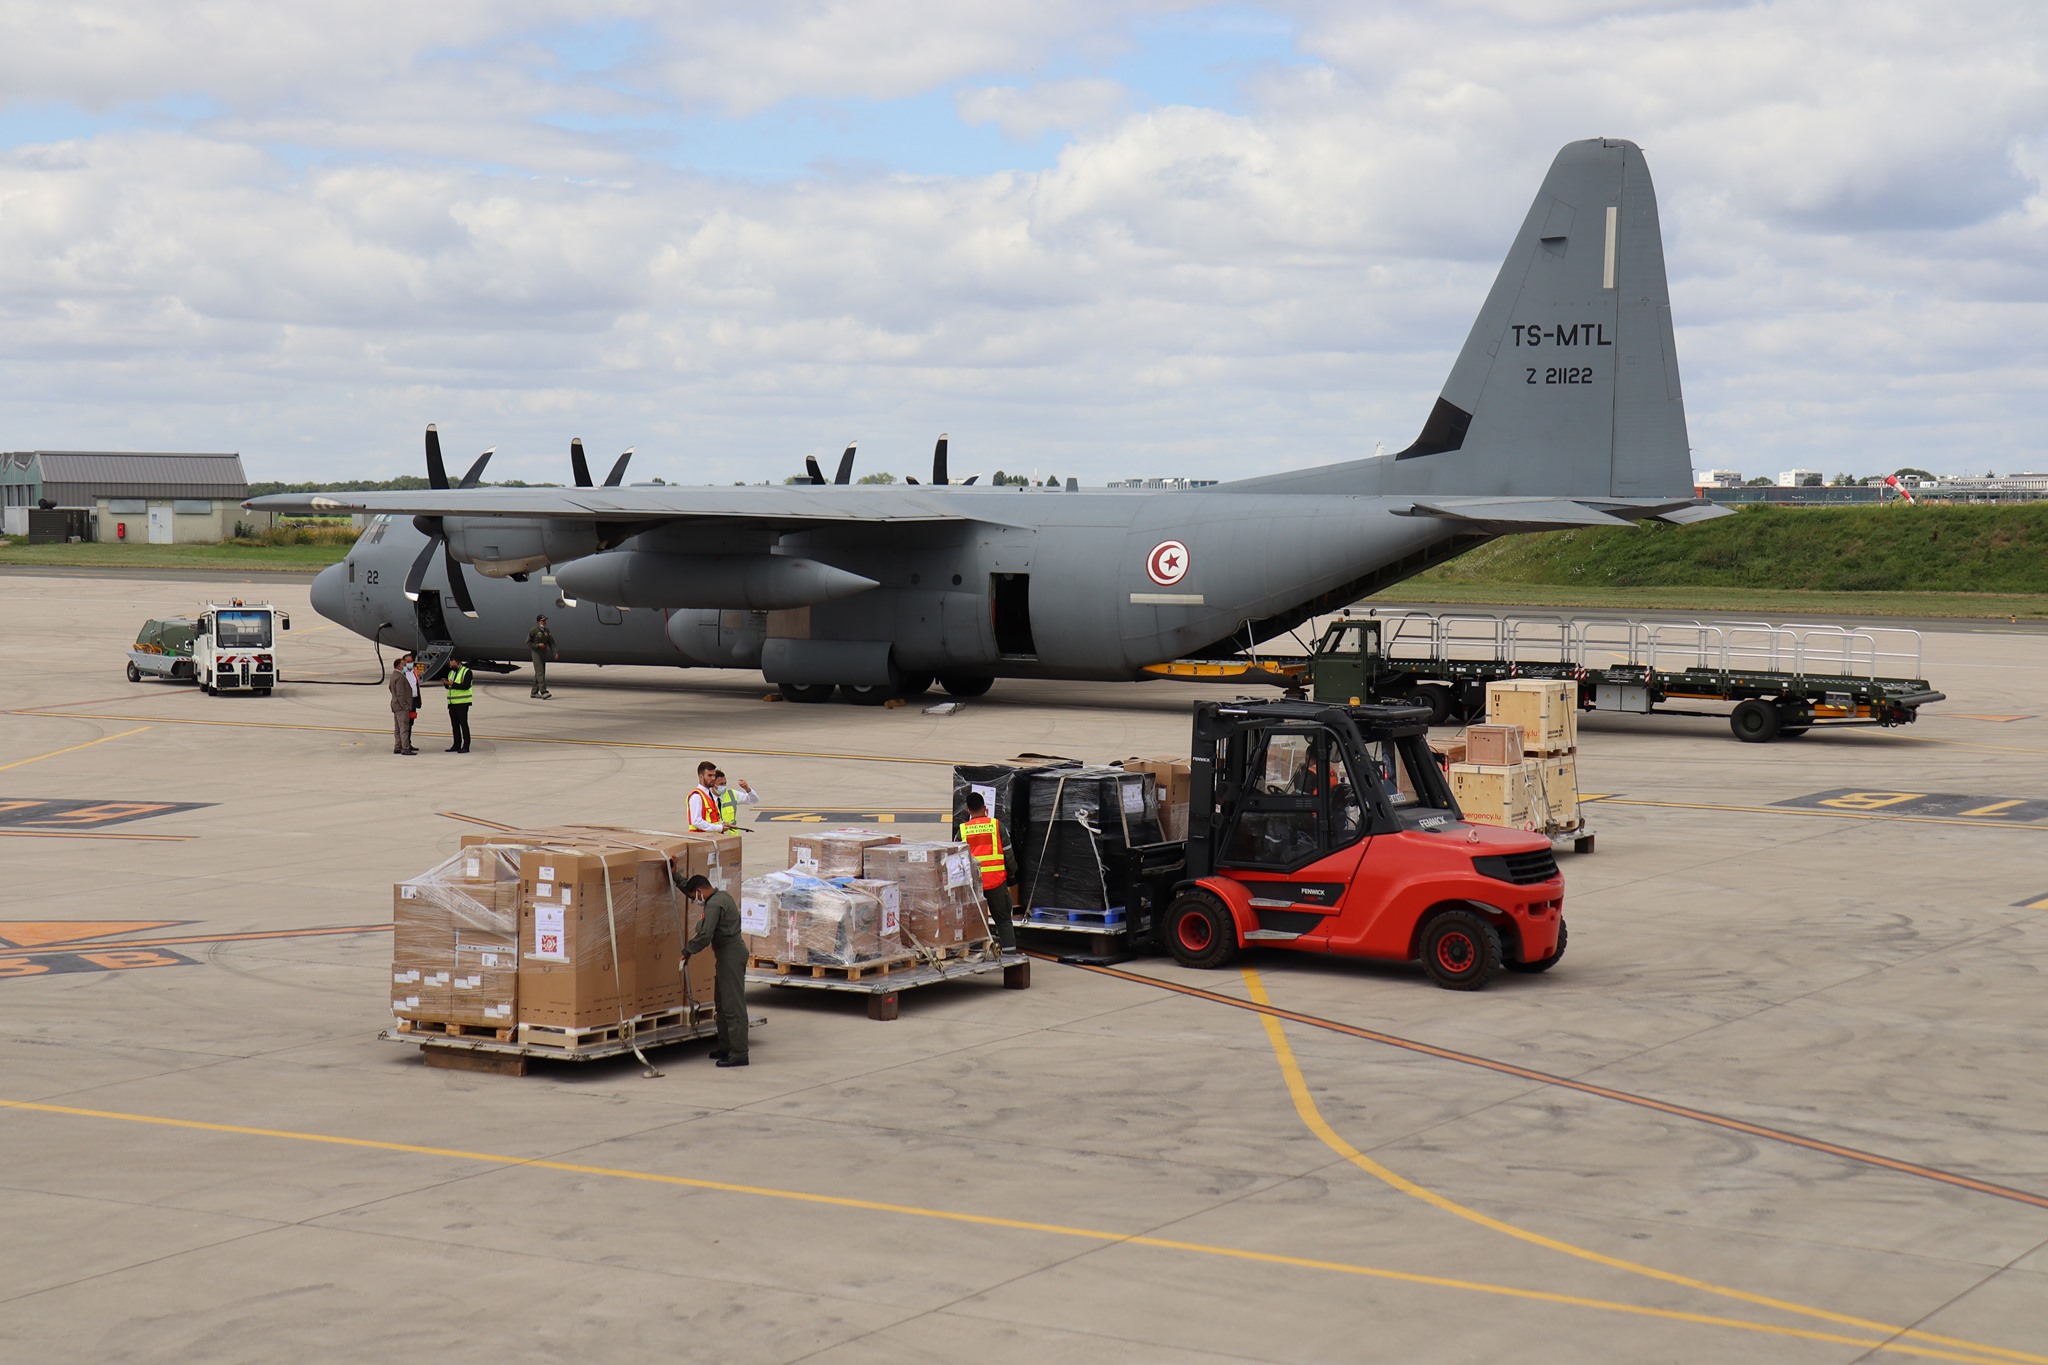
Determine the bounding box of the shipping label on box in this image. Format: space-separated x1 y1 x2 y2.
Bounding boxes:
532 903 568 961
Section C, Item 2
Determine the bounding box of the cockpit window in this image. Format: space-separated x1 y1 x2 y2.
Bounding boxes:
353 514 389 550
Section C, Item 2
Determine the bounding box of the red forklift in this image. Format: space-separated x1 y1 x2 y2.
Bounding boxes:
1162 699 1566 989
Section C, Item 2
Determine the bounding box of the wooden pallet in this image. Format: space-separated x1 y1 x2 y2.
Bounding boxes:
748 949 1029 1020
396 1017 515 1043
747 951 919 981
516 1004 699 1053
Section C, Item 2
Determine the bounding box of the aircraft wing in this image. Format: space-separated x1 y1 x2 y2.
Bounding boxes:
1393 496 1734 533
244 484 1034 529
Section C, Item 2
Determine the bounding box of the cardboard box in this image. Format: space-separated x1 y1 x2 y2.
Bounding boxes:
788 828 899 878
1449 762 1537 829
1463 724 1525 767
446 933 518 1028
738 871 900 966
516 845 641 1028
1486 680 1577 754
1121 756 1193 842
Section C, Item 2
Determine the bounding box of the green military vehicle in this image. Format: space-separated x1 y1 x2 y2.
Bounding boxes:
127 617 198 684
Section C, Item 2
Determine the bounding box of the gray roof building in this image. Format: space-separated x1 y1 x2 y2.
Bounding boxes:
2 451 248 506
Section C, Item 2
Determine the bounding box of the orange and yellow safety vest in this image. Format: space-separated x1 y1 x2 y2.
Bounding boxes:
960 816 1006 890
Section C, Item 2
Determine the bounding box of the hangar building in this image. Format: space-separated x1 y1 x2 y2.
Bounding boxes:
1 451 250 543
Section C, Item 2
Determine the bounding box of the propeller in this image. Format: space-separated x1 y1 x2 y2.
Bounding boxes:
570 437 592 487
805 455 826 485
407 424 492 618
604 448 633 486
833 442 856 485
906 432 950 486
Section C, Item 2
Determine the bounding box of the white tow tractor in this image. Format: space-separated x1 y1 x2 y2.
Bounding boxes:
192 600 290 695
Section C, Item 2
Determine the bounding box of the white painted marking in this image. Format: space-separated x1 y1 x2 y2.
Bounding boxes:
1602 205 1617 289
1130 593 1205 606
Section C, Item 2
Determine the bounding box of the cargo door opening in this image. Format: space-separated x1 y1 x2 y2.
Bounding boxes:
992 572 1036 658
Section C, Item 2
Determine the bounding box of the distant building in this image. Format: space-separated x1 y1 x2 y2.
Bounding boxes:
1 451 250 542
1696 469 1745 488
1777 469 1822 487
1105 477 1220 490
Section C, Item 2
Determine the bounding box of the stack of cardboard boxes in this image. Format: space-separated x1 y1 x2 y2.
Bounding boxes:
391 825 742 1037
1118 756 1193 842
741 835 992 969
1447 680 1581 833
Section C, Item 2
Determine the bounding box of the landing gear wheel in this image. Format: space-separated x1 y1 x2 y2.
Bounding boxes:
937 674 994 698
1406 684 1453 727
841 683 895 705
1164 891 1239 970
896 672 934 698
1730 699 1782 743
1507 918 1567 974
126 662 142 682
778 682 837 704
1420 908 1502 990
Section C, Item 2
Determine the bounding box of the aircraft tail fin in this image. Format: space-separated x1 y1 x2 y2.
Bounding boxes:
1230 138 1694 502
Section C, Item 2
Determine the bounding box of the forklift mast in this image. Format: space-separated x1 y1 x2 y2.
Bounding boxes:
1184 698 1458 881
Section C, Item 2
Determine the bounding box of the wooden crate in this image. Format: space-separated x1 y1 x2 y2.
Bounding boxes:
1464 724 1525 766
1532 755 1578 828
1449 762 1536 828
1486 680 1577 754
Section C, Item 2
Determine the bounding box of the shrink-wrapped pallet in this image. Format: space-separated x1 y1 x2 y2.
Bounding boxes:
1017 766 1160 916
740 871 901 966
787 827 900 878
392 846 521 1026
861 841 985 951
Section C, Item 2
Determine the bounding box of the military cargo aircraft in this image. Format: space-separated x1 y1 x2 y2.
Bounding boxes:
253 138 1724 703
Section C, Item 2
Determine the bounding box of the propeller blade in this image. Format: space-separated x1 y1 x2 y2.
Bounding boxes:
834 442 856 485
443 540 478 617
962 474 979 486
458 448 495 488
905 475 919 485
805 455 826 485
425 425 448 490
571 438 592 488
932 433 949 486
403 530 439 602
603 448 634 487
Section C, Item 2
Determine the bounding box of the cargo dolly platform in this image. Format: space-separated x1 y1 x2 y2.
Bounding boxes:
1302 610 1945 742
748 948 1031 1020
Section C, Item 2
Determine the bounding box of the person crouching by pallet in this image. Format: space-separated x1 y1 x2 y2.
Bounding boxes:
958 792 1016 953
680 874 748 1067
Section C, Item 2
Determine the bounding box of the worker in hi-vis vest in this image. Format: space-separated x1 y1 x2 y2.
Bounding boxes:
714 769 758 829
687 760 727 832
442 660 474 753
958 791 1015 952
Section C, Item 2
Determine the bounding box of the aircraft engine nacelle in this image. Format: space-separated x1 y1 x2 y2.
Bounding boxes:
442 518 602 578
555 551 879 610
666 609 767 667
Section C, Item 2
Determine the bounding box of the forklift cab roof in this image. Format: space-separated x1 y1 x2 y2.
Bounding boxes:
1202 697 1434 742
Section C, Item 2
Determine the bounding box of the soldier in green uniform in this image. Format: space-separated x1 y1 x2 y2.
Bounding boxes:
681 874 749 1067
442 659 474 752
525 615 557 698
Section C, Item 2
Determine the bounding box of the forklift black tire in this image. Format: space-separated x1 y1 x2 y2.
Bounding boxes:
1779 724 1811 738
778 682 837 704
1730 699 1781 743
938 674 995 698
1420 908 1502 990
1406 684 1453 727
1164 891 1240 970
126 662 142 683
1506 918 1567 974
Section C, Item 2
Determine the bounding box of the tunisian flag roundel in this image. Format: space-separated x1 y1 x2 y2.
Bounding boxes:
1146 540 1190 586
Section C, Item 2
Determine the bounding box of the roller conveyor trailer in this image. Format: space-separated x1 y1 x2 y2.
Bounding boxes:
1306 610 1946 743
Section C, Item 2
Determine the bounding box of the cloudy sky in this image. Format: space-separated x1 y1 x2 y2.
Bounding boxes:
1 1 2042 486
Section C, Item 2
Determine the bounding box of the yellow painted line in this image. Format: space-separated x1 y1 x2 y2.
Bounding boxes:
7 711 964 767
0 726 150 774
1603 796 2048 833
0 1098 2022 1364
2019 895 2048 912
1240 968 2046 1365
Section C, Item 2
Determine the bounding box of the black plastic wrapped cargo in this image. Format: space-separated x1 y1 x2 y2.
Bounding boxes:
950 755 1082 882
1016 765 1174 932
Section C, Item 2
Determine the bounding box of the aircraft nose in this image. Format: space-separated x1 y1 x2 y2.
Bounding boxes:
310 561 347 623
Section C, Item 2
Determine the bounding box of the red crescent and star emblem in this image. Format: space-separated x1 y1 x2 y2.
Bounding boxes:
1146 540 1190 586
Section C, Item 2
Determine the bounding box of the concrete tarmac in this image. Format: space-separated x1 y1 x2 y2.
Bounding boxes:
2 571 2046 1364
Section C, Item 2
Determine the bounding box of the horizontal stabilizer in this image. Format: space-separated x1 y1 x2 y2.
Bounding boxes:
1396 498 1637 530
1654 502 1737 525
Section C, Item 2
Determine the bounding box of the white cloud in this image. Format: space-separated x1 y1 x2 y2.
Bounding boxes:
956 78 1130 140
